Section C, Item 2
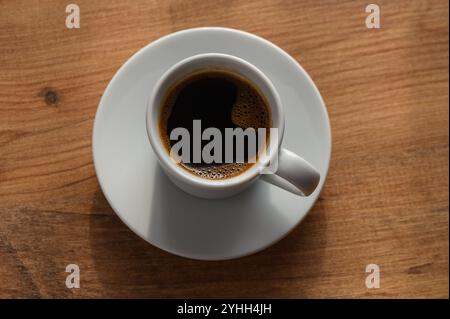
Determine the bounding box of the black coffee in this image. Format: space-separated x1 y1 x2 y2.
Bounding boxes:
159 70 271 179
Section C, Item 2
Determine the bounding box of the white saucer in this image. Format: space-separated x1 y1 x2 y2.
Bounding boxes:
92 27 331 260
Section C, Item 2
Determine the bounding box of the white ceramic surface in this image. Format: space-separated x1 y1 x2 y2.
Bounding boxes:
92 27 332 260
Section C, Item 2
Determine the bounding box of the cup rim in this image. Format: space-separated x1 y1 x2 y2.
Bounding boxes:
146 53 285 189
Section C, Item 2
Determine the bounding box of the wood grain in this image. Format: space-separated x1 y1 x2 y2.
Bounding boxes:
0 0 448 298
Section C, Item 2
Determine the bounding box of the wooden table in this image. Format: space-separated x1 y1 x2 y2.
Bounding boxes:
0 0 448 298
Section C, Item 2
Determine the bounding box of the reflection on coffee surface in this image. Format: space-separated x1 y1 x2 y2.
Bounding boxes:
159 70 271 179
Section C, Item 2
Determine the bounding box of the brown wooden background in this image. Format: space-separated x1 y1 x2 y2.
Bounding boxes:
0 0 448 298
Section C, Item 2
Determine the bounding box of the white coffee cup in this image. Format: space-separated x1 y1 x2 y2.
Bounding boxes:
146 53 320 199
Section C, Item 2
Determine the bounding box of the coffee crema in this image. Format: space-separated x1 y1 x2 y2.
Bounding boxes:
159 69 271 179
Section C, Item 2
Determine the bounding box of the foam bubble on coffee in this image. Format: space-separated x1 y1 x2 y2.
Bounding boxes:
231 87 269 129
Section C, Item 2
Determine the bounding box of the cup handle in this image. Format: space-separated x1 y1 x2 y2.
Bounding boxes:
261 148 320 196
